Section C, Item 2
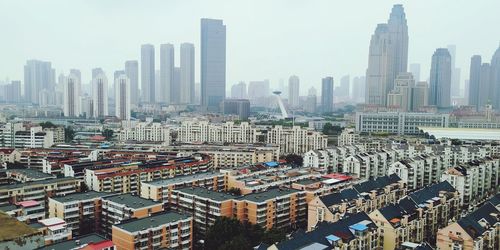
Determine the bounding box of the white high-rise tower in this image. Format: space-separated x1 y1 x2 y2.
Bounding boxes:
63 73 81 117
160 44 174 104
180 43 195 104
141 44 155 103
92 73 108 118
115 74 131 121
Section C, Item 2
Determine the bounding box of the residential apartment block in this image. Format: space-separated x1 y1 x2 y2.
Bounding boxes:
118 122 171 144
178 121 258 144
266 125 328 154
355 112 449 135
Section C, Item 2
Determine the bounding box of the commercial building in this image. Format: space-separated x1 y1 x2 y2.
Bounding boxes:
429 48 452 108
92 73 108 118
201 18 226 111
436 195 499 250
355 112 449 135
159 43 174 104
125 60 139 106
180 43 195 104
114 74 131 120
288 75 300 107
221 99 250 120
141 44 155 103
112 211 193 250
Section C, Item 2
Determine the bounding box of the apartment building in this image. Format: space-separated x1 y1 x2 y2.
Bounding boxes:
369 181 459 249
36 233 115 250
440 157 499 205
0 123 54 148
48 191 114 236
84 154 212 194
5 168 55 182
140 171 227 202
436 195 499 250
343 150 399 179
101 194 163 237
0 177 82 206
266 125 328 154
165 143 279 168
269 212 380 250
0 148 20 166
303 145 367 173
177 121 258 144
0 200 45 223
112 211 193 250
307 174 405 230
355 112 449 135
338 128 359 146
389 154 445 190
118 122 171 144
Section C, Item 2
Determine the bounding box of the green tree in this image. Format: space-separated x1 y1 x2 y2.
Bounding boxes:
64 126 75 142
228 187 242 196
39 121 57 129
102 129 114 140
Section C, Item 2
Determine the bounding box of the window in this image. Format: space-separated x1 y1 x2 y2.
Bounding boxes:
316 207 324 222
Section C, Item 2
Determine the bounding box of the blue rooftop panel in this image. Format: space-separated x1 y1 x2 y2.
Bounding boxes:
264 161 279 167
349 223 368 231
325 234 340 242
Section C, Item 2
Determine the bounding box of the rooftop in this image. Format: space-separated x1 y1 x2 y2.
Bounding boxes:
103 194 160 209
36 233 108 250
174 187 239 201
114 211 191 233
240 188 300 203
145 171 224 187
0 212 40 242
50 191 114 203
7 168 55 180
0 177 79 190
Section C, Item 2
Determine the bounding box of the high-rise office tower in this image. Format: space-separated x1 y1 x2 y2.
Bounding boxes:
288 75 300 107
429 48 452 108
231 82 247 99
201 18 226 111
24 60 55 104
412 81 429 111
160 43 174 104
141 44 155 103
491 45 500 109
339 75 350 98
180 43 195 104
351 76 365 103
63 73 81 117
155 70 161 102
478 63 491 109
125 60 139 106
92 68 104 79
468 55 482 110
365 4 408 106
4 81 21 103
170 67 181 104
248 80 270 100
410 63 421 82
447 45 462 97
92 73 108 118
113 70 125 100
321 77 334 113
305 87 317 113
115 74 131 120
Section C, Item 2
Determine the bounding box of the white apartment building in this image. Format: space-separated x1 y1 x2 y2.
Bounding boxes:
118 122 170 143
178 121 258 144
303 145 366 173
0 123 54 148
343 150 398 179
355 112 449 135
266 125 328 154
388 154 444 190
441 157 499 205
338 128 359 146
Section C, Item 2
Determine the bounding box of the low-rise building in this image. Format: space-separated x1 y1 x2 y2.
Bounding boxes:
101 194 163 237
307 174 405 230
35 233 115 250
436 195 499 250
0 148 20 166
338 128 359 146
269 212 380 250
440 157 499 205
112 211 193 250
35 217 72 245
355 112 449 135
5 168 55 182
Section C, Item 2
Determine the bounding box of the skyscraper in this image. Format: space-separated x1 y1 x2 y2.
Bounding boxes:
429 48 452 108
115 74 131 121
365 4 408 106
447 44 462 97
141 44 155 103
339 75 350 98
351 76 365 103
305 87 317 113
410 63 421 82
160 43 174 104
180 43 195 104
412 81 429 111
231 82 247 99
24 60 55 104
92 68 104 79
288 75 300 107
468 55 482 110
63 73 81 117
321 77 334 113
171 67 181 104
491 45 500 109
387 73 415 111
478 63 491 109
125 60 139 106
201 18 226 111
92 72 108 118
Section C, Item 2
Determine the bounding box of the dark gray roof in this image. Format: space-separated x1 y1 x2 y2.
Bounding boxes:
457 202 499 239
50 191 114 203
409 181 456 205
239 188 300 203
319 188 358 207
0 204 18 212
7 169 55 180
353 174 401 193
36 234 108 250
103 194 160 209
488 193 500 207
0 177 79 190
145 171 224 187
174 187 239 201
274 212 376 250
114 211 191 233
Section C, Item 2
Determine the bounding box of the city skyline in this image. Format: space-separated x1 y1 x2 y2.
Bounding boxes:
1 1 499 95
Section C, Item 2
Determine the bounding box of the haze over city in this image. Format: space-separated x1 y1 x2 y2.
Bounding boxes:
1 0 499 93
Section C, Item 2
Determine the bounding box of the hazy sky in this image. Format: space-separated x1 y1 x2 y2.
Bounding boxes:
1 0 499 94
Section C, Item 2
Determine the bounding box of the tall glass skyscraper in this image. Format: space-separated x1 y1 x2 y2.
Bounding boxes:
429 48 452 108
321 77 334 113
141 44 155 103
201 18 226 111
